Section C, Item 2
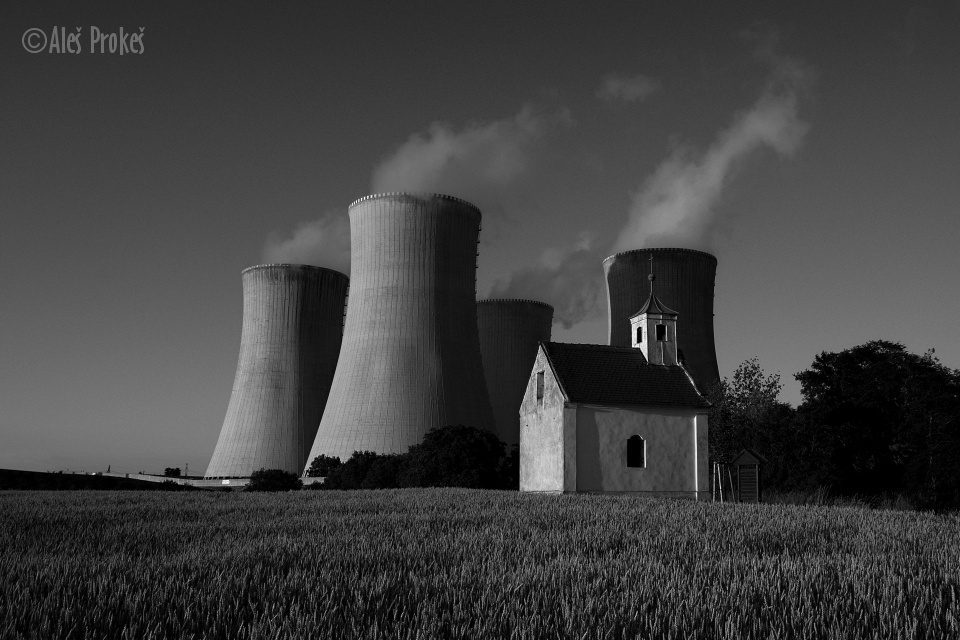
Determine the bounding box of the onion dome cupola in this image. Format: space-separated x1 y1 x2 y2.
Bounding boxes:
629 256 679 366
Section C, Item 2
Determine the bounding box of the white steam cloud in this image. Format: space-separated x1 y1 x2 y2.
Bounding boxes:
613 55 811 251
262 212 350 275
262 105 570 275
488 232 605 329
596 73 660 103
370 105 571 201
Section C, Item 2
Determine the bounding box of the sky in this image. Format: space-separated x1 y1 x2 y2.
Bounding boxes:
3 1 960 473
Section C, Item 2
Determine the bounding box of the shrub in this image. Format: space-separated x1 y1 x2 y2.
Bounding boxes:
361 455 402 489
398 425 505 489
497 444 520 490
321 452 380 490
244 468 302 492
319 427 513 490
306 454 342 478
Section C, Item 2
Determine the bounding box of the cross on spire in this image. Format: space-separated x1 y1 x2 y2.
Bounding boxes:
648 254 656 295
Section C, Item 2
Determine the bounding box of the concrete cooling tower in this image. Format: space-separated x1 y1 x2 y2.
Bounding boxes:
205 264 348 478
306 193 495 465
603 248 719 392
477 299 554 447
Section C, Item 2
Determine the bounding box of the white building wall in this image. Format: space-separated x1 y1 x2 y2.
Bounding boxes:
519 348 569 492
575 405 707 498
694 412 709 498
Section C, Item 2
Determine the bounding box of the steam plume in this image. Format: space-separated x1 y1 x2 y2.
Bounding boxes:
596 73 660 103
613 54 811 251
488 232 604 329
370 105 571 203
262 212 350 274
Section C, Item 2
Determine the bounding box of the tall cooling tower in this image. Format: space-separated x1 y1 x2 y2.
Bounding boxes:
306 193 495 465
205 264 348 478
603 248 719 392
477 299 554 447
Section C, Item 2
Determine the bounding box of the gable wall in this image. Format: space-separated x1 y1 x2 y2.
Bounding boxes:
519 348 572 491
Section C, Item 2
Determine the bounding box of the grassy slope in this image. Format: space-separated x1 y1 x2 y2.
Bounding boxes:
1 490 958 639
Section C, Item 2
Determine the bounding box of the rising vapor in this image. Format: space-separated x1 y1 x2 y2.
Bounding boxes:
263 106 570 274
262 212 350 274
488 232 605 329
613 54 811 252
596 73 660 103
370 105 571 202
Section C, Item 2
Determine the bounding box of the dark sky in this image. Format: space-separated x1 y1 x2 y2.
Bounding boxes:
3 1 960 473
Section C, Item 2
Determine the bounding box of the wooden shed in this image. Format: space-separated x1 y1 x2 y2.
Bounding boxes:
732 449 764 503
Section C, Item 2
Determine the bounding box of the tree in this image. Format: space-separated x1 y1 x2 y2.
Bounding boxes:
316 427 514 490
163 467 181 477
361 454 402 489
794 341 960 508
321 451 381 489
306 454 342 478
497 444 520 490
244 468 303 492
707 358 791 463
398 425 505 489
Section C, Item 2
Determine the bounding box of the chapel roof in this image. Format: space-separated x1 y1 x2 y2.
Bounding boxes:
540 342 710 409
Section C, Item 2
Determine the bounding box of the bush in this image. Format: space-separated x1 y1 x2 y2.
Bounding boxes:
399 425 505 489
163 467 181 477
306 454 342 478
159 480 193 491
316 426 514 490
322 452 380 490
244 468 303 492
497 444 520 490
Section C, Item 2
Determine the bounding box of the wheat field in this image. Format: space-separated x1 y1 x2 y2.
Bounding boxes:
1 489 958 639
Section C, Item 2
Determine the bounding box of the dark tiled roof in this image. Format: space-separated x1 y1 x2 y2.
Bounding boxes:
541 342 710 409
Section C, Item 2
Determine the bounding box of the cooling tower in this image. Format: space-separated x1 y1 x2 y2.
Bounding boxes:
306 193 495 465
205 264 348 478
477 299 554 447
603 248 719 392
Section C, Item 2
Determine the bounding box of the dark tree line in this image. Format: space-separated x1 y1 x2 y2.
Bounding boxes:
307 425 519 490
709 341 960 510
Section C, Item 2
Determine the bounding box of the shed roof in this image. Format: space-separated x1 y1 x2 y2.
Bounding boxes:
540 342 710 409
732 449 767 465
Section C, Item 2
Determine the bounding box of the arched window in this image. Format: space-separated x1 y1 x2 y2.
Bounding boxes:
635 326 643 344
627 435 645 468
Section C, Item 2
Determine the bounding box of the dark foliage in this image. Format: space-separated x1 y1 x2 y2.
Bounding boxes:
321 452 381 489
317 426 514 490
163 467 181 477
794 341 960 509
709 346 960 510
498 444 520 491
159 480 194 491
707 358 789 462
244 468 303 492
0 469 176 491
362 455 403 489
398 425 505 489
305 454 342 478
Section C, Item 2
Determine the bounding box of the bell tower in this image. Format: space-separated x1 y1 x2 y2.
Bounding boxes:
629 256 678 366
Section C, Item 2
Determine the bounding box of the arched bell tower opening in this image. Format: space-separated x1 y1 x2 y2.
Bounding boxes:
629 257 678 366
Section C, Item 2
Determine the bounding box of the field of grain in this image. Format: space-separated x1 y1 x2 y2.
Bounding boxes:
1 489 958 639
